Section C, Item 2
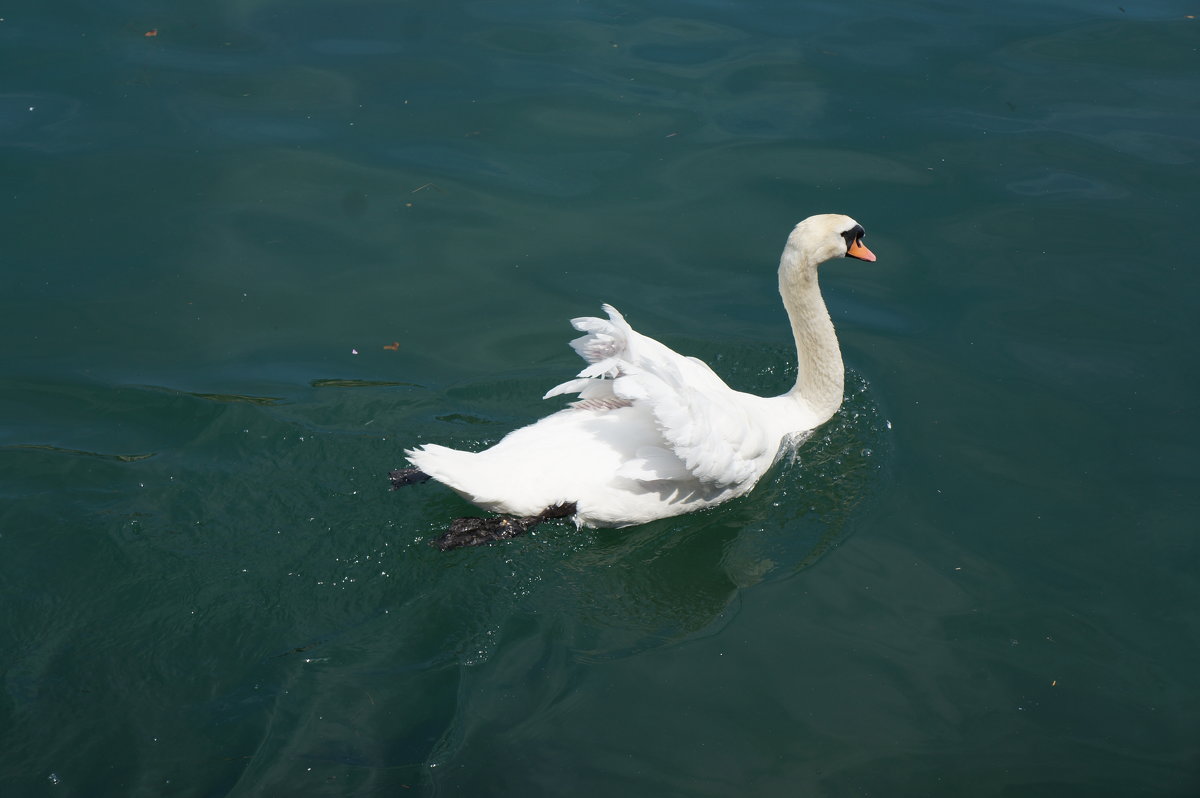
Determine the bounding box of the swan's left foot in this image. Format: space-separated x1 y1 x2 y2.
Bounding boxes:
431 502 577 551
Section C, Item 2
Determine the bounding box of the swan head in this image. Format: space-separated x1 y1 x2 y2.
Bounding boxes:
783 213 876 270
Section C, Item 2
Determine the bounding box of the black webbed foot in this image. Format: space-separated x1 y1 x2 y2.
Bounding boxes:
432 515 535 550
431 502 578 551
390 468 432 489
537 502 577 520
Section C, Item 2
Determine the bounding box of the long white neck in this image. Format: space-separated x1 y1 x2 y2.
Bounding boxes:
778 244 844 424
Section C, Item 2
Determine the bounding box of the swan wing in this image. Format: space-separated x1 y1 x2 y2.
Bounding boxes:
544 305 768 487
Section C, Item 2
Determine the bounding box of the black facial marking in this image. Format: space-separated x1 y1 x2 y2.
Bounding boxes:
840 224 866 252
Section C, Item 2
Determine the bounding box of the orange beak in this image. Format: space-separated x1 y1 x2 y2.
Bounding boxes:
846 238 876 262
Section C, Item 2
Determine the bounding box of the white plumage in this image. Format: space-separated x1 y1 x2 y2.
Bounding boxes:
405 213 876 529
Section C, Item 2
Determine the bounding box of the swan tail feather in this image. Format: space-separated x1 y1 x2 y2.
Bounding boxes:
404 445 502 506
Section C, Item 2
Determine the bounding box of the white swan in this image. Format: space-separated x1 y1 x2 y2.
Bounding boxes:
395 213 876 548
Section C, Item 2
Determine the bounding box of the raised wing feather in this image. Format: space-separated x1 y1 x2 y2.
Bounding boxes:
543 305 769 487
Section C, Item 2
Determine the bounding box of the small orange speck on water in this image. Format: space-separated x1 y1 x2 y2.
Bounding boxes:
145 29 158 37
384 341 400 351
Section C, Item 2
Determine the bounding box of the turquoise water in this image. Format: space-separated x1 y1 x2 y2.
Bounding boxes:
2 0 1198 795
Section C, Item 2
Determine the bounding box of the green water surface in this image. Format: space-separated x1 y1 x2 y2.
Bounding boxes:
1 1 1197 795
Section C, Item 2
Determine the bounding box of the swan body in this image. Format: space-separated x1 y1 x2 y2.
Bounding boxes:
404 213 876 531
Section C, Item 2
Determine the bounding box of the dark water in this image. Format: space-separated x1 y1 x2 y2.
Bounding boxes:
2 0 1198 795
